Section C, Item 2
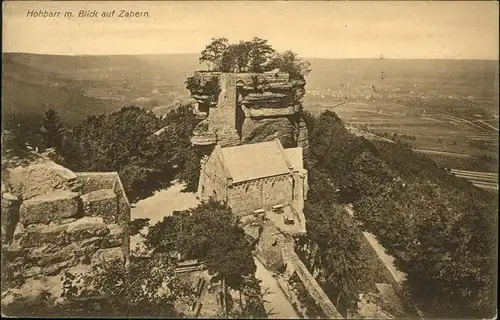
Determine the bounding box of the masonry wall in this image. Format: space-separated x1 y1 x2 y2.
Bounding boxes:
291 171 307 213
254 220 288 271
209 74 240 147
228 175 293 215
198 151 229 202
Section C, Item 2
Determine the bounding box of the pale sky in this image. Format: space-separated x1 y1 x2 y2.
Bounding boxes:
2 1 499 59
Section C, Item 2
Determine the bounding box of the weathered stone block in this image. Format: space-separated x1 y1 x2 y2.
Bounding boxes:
12 223 25 241
101 223 124 248
7 160 78 200
65 217 110 242
81 189 118 224
19 190 80 225
29 236 104 267
30 244 73 267
19 217 109 248
20 266 42 278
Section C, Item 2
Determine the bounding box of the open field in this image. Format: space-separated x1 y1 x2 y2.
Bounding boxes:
304 59 498 174
319 98 498 174
450 169 498 190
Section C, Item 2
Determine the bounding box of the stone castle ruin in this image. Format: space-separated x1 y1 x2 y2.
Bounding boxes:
1 151 130 301
188 71 309 153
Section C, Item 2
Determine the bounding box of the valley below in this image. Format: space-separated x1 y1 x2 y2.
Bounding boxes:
3 53 498 187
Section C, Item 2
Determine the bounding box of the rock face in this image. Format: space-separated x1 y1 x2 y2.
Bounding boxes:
7 159 79 200
255 221 288 271
1 192 20 243
241 116 307 149
1 155 131 303
187 71 309 154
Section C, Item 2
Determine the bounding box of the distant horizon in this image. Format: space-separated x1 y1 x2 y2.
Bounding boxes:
3 1 498 60
3 51 499 62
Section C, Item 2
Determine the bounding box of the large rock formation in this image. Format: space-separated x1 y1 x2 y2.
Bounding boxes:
1 153 131 304
187 71 309 153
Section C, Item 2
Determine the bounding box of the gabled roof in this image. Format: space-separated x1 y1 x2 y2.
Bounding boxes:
218 139 303 183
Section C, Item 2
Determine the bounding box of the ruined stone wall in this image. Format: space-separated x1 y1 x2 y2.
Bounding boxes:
75 172 131 223
209 74 240 147
1 157 130 297
227 175 293 215
76 172 131 263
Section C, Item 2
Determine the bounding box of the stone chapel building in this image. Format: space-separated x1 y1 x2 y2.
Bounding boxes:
197 138 308 234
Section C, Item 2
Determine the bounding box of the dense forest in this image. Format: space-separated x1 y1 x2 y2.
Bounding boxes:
300 110 497 318
2 104 201 202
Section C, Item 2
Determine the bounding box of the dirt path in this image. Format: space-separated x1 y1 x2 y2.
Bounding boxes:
131 182 200 224
345 206 406 284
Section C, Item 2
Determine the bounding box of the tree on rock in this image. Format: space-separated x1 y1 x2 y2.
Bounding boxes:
199 37 230 71
269 50 312 80
247 37 276 73
197 37 311 80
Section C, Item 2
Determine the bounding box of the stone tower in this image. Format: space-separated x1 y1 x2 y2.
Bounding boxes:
187 70 309 156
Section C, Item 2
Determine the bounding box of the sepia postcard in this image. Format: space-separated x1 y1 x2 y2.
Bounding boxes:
1 1 498 318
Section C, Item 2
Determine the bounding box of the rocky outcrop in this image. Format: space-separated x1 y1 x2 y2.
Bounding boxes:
241 116 309 149
6 159 79 200
5 221 108 279
187 71 309 153
1 155 131 303
91 247 125 268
